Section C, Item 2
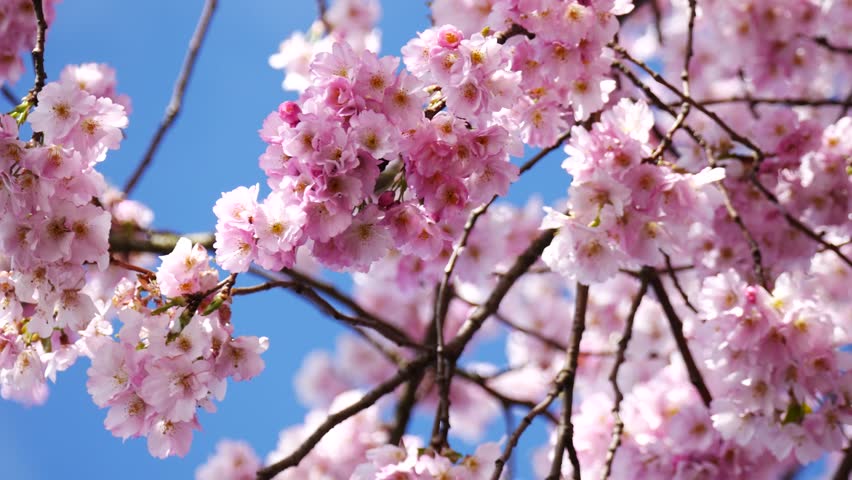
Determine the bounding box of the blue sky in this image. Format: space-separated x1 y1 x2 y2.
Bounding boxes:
0 1 568 479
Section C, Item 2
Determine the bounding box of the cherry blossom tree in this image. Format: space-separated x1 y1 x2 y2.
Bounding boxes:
1 0 851 479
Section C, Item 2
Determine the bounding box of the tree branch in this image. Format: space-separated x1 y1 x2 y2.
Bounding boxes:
123 0 218 196
22 0 48 108
446 227 557 356
430 197 496 448
546 283 588 480
601 270 650 479
811 36 852 55
256 353 434 480
648 271 712 407
1 86 18 106
519 129 573 174
832 445 852 480
613 61 769 287
748 174 852 269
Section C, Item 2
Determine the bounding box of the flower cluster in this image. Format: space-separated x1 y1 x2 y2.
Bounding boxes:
541 98 723 284
196 440 261 480
647 0 852 98
535 365 792 479
0 0 58 86
685 113 852 283
426 0 631 146
401 24 521 126
216 38 521 275
0 68 128 405
86 238 269 458
269 0 381 92
352 442 502 480
692 269 851 464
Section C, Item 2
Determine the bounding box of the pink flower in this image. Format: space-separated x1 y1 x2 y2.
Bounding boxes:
28 81 96 142
215 336 269 382
87 341 138 407
157 237 218 297
147 417 198 458
196 440 261 480
139 357 214 422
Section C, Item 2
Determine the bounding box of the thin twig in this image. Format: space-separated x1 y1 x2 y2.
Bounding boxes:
611 42 766 159
837 87 852 121
519 129 573 174
490 388 559 480
748 174 852 269
255 353 434 480
236 276 421 349
22 0 48 108
387 368 426 445
315 0 332 32
109 256 156 278
648 271 712 407
647 0 695 163
811 36 852 55
669 96 849 108
495 312 568 351
601 269 650 480
663 252 698 314
649 0 664 45
431 197 496 448
123 0 218 196
1 86 18 105
546 283 589 480
614 61 769 286
446 227 557 357
456 369 559 424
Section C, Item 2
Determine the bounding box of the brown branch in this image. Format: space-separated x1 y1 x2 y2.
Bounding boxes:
748 174 852 269
832 445 852 480
123 0 218 196
387 367 426 445
424 98 446 120
495 23 534 45
446 227 557 356
611 43 766 160
315 0 332 32
109 256 155 278
546 283 588 480
613 61 769 286
663 252 698 313
430 196 498 448
519 129 573 174
456 369 559 424
495 312 567 351
109 230 215 255
811 36 852 55
2 86 18 105
837 87 852 121
602 270 650 479
649 0 664 45
670 96 849 108
490 331 593 480
648 271 712 407
647 0 695 163
22 0 48 108
241 273 422 350
490 382 559 480
715 180 769 287
255 353 434 480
